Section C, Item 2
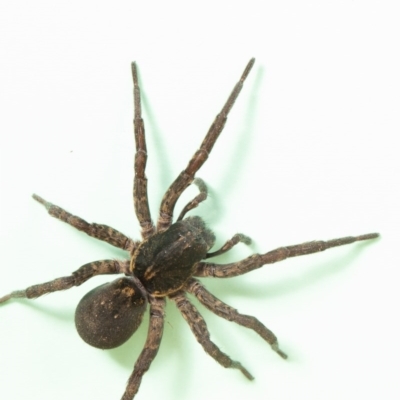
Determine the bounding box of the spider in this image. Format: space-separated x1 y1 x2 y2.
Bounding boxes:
0 58 378 400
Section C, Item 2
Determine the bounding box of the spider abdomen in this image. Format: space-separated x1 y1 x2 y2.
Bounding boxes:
75 277 146 349
132 216 215 296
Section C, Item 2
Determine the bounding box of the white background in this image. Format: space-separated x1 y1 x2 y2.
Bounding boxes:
0 1 398 399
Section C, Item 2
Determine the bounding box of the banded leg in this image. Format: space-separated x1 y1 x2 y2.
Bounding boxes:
33 194 137 252
186 278 287 359
177 178 208 221
170 290 254 380
121 296 165 400
195 233 379 278
131 62 155 239
0 259 128 303
206 233 252 259
157 58 255 232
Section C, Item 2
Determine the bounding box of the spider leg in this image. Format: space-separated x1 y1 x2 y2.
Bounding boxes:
195 232 379 278
131 63 155 239
206 233 252 259
157 58 255 232
186 278 287 359
0 259 128 303
176 178 208 221
33 194 137 253
170 290 254 380
121 296 165 400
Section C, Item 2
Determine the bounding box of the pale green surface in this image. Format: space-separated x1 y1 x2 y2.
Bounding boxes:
0 1 398 399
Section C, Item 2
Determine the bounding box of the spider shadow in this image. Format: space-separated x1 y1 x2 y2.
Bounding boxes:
193 241 376 365
138 61 264 219
202 240 375 304
7 298 75 323
190 65 264 228
139 78 174 198
213 62 264 200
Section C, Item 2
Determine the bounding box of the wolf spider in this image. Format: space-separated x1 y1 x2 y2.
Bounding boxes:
0 58 378 399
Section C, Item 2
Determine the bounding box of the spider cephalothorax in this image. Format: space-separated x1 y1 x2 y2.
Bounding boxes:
0 59 378 400
132 216 216 296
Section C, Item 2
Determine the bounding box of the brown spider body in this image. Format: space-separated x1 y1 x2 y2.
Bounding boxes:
0 59 378 400
75 216 215 351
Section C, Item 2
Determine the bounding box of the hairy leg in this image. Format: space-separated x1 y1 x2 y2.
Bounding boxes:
206 233 252 259
195 233 379 277
177 178 208 221
0 259 129 303
186 278 287 359
170 290 253 380
131 62 155 239
33 194 137 252
157 59 255 232
121 296 165 400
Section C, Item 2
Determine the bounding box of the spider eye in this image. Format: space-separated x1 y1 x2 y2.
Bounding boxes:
75 277 147 349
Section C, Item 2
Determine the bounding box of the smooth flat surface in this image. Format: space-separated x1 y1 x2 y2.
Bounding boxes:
0 1 398 399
